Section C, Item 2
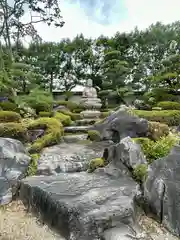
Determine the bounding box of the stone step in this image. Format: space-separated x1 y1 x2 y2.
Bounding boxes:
63 134 88 143
75 119 97 126
64 125 93 133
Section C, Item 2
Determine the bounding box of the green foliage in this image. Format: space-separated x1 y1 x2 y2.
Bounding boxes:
27 154 39 176
0 122 27 141
0 111 21 122
157 101 180 110
54 112 72 126
0 101 18 112
88 157 105 173
58 110 81 121
101 111 110 118
133 164 148 183
57 101 79 111
15 88 53 113
87 130 101 141
28 117 64 153
39 111 54 117
133 110 180 126
134 136 177 164
148 121 169 141
152 107 162 111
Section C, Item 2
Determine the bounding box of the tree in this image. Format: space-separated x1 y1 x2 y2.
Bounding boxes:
0 0 64 59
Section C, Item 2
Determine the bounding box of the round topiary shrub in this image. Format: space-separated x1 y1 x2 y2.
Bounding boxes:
87 130 101 141
39 111 54 118
88 157 105 173
29 102 51 114
157 101 180 110
55 112 72 126
148 121 169 141
0 111 21 122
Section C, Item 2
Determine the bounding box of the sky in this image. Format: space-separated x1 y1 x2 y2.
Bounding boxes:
23 0 180 42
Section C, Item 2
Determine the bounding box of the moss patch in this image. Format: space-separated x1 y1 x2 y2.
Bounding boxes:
54 112 72 126
27 154 39 176
28 117 64 154
87 130 101 141
0 122 27 141
0 111 21 123
88 157 105 172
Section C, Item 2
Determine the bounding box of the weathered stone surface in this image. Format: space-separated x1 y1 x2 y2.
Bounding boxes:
63 134 88 143
28 129 45 142
143 145 180 236
64 125 93 133
94 109 148 142
37 142 110 175
20 171 137 240
0 138 31 205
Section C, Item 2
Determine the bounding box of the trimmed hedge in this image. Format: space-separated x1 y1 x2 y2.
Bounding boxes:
0 111 21 122
87 130 101 141
88 157 105 173
133 110 180 126
54 112 72 126
157 101 180 110
148 121 169 141
29 102 51 114
39 111 54 117
0 101 19 112
28 117 64 153
57 101 79 111
58 110 81 121
0 122 27 141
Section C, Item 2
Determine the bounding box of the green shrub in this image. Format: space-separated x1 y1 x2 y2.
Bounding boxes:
54 112 72 126
148 121 169 140
39 111 54 117
58 110 81 121
30 102 51 114
0 122 27 141
0 101 18 112
27 154 39 176
0 111 21 122
157 101 180 110
87 130 101 141
133 135 177 164
133 164 148 183
28 117 63 153
133 110 180 126
152 107 162 111
101 111 110 118
57 101 79 111
88 157 105 172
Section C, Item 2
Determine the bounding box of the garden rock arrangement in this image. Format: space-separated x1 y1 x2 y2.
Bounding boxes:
94 108 149 142
0 138 31 205
37 141 112 175
144 145 180 236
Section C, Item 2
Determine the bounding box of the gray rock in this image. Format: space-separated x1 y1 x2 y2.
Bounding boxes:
0 138 31 205
37 142 110 175
94 109 148 142
64 125 93 133
63 134 88 143
20 171 137 240
116 137 147 169
144 145 180 236
75 119 97 126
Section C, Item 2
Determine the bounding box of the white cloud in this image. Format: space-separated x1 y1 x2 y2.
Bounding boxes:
24 0 180 43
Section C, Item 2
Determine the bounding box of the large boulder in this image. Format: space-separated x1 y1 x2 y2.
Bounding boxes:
94 109 148 142
20 171 138 240
143 145 180 236
37 142 111 175
0 138 31 205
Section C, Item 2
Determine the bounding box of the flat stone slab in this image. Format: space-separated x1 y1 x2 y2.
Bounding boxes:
63 134 88 143
37 142 110 175
64 126 93 133
75 119 97 126
20 171 137 240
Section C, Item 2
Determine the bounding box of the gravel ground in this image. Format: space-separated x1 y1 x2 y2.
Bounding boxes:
0 201 64 240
